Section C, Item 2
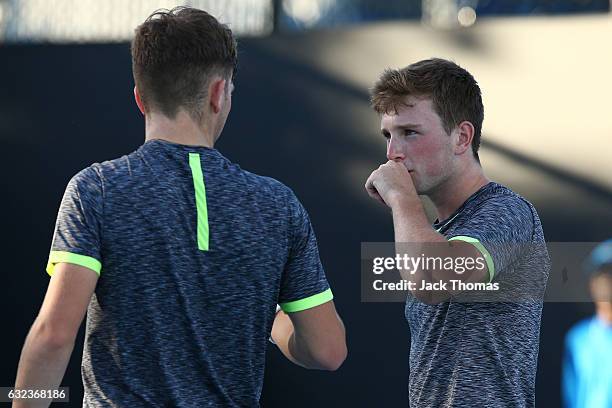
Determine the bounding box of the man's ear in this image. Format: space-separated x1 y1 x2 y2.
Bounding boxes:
209 77 226 114
454 121 475 156
134 87 145 115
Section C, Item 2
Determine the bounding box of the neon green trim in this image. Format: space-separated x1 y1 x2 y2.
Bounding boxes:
280 288 333 313
46 250 102 276
188 153 210 251
448 236 495 283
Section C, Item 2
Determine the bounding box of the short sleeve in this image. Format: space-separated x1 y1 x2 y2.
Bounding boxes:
278 193 332 313
46 167 103 276
447 195 534 283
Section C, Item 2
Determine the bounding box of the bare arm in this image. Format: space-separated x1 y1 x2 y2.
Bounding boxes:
390 199 489 304
366 161 489 304
13 263 98 408
270 301 346 371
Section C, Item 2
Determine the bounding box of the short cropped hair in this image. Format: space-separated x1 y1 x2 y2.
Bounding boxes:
371 58 484 162
131 6 238 121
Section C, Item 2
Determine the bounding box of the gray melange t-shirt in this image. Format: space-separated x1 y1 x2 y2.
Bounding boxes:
46 139 332 407
405 182 550 408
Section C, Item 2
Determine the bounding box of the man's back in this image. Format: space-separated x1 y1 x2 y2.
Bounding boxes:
13 8 344 407
48 139 330 407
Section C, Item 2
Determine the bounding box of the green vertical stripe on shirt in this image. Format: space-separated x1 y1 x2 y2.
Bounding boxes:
188 153 210 251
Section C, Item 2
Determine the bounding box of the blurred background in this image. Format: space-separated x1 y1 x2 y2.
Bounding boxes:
1 0 611 406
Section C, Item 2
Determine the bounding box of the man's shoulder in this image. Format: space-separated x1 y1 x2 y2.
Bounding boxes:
73 153 132 184
478 182 535 210
240 169 299 202
470 182 538 226
74 149 301 208
63 163 105 195
448 182 546 244
242 170 289 191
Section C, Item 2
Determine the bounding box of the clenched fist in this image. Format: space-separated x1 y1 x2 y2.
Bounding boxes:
365 160 418 208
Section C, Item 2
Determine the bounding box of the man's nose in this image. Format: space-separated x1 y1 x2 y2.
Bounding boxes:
386 138 406 162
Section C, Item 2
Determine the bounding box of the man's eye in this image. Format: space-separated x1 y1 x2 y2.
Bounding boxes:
404 129 417 136
382 132 391 139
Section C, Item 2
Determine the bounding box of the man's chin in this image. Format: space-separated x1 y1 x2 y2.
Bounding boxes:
410 175 426 195
414 182 433 196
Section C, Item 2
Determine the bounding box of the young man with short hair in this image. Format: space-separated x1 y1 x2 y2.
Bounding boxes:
365 58 549 407
14 7 346 407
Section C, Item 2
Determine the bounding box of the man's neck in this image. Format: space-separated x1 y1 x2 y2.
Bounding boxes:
144 111 215 148
428 162 490 222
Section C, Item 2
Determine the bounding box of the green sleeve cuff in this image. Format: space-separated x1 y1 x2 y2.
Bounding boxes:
280 288 333 313
47 250 102 276
448 236 495 283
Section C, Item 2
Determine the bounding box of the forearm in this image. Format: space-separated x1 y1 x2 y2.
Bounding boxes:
271 311 322 369
271 311 301 365
390 199 457 303
390 198 446 281
390 197 444 244
13 326 74 408
271 310 345 370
